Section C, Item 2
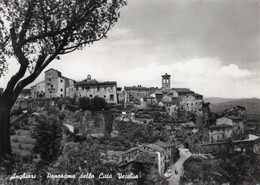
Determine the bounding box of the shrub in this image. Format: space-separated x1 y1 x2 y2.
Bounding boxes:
12 137 19 143
33 115 62 165
11 107 23 116
79 96 108 111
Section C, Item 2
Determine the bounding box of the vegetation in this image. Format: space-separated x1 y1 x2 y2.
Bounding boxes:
33 115 62 166
0 0 126 163
79 96 108 111
115 121 169 144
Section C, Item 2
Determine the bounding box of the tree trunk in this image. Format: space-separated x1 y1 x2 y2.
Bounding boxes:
0 97 12 165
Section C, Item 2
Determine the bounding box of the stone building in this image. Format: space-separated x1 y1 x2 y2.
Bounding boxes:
123 73 207 115
208 116 245 143
45 68 75 98
121 143 166 175
31 68 75 98
209 124 233 143
31 81 45 98
124 85 155 103
73 74 118 104
162 73 171 89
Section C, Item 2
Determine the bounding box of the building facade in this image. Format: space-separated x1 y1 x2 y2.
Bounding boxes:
45 69 75 98
31 69 75 98
73 75 118 104
31 81 45 98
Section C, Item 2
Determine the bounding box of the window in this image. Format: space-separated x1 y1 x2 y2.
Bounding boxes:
60 94 63 97
104 95 106 98
110 94 114 101
60 80 63 83
82 87 84 90
51 85 53 88
90 94 93 98
50 91 52 94
76 87 78 91
97 86 100 92
49 79 51 82
61 88 63 92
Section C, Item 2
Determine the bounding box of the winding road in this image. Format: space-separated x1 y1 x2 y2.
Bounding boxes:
167 148 192 185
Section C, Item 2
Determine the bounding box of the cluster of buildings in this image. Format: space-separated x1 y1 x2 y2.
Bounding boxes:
113 141 176 175
12 69 207 117
208 105 246 143
30 68 118 104
124 73 209 117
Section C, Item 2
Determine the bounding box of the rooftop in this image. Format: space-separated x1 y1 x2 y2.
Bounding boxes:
209 124 233 129
145 144 164 152
75 78 116 86
124 86 152 91
181 121 199 128
173 88 194 94
155 141 175 148
162 73 171 77
194 93 203 97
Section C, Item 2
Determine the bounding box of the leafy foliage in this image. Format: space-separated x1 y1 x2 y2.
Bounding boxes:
115 121 168 144
33 114 62 165
0 0 126 106
79 96 108 111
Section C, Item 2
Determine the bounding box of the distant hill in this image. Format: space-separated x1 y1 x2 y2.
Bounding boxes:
204 97 236 104
205 98 260 119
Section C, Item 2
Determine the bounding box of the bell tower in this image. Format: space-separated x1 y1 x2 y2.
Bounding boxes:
162 73 171 89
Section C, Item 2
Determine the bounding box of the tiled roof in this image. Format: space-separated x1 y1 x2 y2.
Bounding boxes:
75 78 116 86
122 147 140 155
154 141 175 148
228 116 243 120
145 144 164 152
124 86 152 91
173 88 194 93
209 124 233 129
194 93 203 97
44 68 61 73
143 96 155 100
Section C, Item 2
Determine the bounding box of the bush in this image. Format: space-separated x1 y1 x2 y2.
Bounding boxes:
79 96 108 111
11 107 23 116
12 137 19 143
65 103 79 112
33 114 62 165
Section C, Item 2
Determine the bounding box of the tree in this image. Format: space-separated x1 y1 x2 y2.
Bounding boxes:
0 0 126 163
33 114 62 166
79 96 108 111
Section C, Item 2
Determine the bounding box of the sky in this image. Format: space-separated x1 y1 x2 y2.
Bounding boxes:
1 0 260 98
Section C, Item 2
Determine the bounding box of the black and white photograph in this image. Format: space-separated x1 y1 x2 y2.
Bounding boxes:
0 0 260 184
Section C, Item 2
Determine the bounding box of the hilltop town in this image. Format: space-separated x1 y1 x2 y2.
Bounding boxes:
2 68 260 184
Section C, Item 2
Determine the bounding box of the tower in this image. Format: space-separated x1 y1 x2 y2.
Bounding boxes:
162 73 171 89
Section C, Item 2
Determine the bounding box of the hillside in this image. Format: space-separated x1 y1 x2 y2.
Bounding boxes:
206 98 260 120
204 97 237 104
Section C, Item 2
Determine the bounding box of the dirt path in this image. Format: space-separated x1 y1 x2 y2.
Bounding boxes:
167 148 192 185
